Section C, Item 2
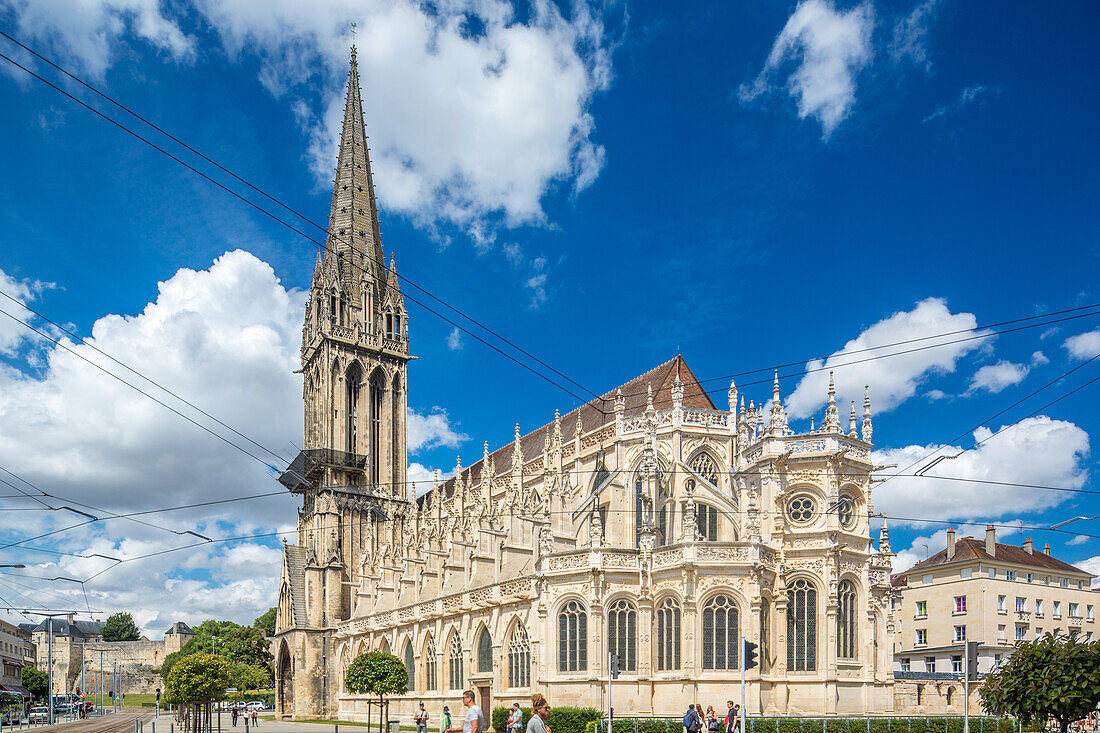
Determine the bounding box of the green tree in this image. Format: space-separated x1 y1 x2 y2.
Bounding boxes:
980 632 1100 733
345 652 408 733
253 608 276 637
166 653 232 733
22 667 48 701
101 612 141 642
160 620 273 684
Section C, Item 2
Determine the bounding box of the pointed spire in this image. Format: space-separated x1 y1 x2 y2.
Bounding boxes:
862 385 874 443
324 48 386 295
769 371 784 435
823 371 841 433
728 380 738 413
879 518 892 554
575 412 583 438
849 400 858 437
512 423 523 470
646 382 655 413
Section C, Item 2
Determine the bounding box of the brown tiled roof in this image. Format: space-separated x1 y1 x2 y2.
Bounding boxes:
891 536 1096 587
417 355 716 508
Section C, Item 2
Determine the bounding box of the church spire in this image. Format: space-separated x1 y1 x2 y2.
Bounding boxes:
325 47 385 292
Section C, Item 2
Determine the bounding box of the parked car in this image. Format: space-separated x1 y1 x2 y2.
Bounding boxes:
29 706 49 723
245 701 267 712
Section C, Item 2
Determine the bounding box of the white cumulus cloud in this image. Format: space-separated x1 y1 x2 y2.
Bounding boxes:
4 0 616 241
407 407 468 453
967 360 1028 394
0 255 463 629
1064 329 1100 361
446 327 464 352
1067 534 1089 546
1078 556 1100 587
888 0 939 71
739 0 874 138
871 416 1090 526
786 297 986 418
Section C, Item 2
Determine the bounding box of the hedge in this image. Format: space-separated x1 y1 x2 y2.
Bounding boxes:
581 718 1024 733
493 706 602 733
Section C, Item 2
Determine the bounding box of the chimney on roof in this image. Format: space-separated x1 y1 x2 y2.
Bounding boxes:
1043 543 1051 555
986 525 996 557
1023 537 1033 554
947 527 956 559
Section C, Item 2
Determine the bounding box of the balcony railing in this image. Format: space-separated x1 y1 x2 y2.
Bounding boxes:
278 448 369 491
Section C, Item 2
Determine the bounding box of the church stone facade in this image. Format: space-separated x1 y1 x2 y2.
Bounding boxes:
274 50 897 722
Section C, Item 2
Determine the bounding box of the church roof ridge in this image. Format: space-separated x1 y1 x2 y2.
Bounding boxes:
418 355 715 507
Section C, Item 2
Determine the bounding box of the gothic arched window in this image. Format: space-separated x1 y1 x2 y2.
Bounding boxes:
837 580 857 659
558 600 587 672
448 631 464 690
702 594 739 670
424 635 437 691
689 452 719 486
369 371 384 484
656 597 681 671
345 364 362 454
696 503 718 541
476 627 492 674
508 623 531 689
607 599 637 672
837 496 856 529
403 639 415 691
787 578 817 671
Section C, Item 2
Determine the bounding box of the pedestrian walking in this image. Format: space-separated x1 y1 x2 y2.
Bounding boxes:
232 707 239 727
527 694 551 733
705 706 718 733
441 706 452 733
723 704 739 733
683 705 702 733
416 702 430 733
251 709 258 726
508 703 523 733
446 691 484 733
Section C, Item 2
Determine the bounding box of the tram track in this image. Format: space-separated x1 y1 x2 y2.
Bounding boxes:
13 709 157 733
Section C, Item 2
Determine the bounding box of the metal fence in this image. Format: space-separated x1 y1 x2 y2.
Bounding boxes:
594 717 1021 733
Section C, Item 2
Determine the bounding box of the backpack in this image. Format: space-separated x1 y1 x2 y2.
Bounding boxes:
683 712 694 729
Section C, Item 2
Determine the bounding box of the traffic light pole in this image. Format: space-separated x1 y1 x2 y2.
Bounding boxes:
963 641 970 733
739 637 745 733
607 652 613 733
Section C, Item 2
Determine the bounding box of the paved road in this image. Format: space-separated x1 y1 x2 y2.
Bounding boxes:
5 709 156 733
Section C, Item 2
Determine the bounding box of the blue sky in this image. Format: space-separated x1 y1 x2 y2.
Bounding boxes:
0 0 1098 633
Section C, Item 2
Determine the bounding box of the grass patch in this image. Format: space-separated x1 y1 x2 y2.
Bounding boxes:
292 722 416 730
122 694 158 707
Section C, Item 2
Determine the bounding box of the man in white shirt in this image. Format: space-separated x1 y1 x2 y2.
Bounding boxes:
446 691 484 733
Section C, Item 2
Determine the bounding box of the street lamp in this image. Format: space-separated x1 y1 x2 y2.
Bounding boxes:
1050 515 1099 530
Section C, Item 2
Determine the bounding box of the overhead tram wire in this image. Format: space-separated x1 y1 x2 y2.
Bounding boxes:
616 305 1100 400
0 289 301 472
883 352 1100 485
3 36 1099 471
0 29 603 407
0 41 604 411
686 302 1100 389
10 510 1099 589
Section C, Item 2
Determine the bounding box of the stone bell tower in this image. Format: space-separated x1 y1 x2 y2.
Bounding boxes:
274 47 412 720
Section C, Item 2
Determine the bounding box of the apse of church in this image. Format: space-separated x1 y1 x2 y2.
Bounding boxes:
273 50 897 721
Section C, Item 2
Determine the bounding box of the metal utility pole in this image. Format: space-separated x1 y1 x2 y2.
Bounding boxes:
739 636 746 733
964 640 978 733
100 650 104 714
81 639 86 705
48 617 54 725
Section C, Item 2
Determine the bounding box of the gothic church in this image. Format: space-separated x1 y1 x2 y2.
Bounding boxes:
273 50 897 721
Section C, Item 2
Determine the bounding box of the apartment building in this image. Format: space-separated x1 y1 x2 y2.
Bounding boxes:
0 619 35 702
891 525 1097 677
